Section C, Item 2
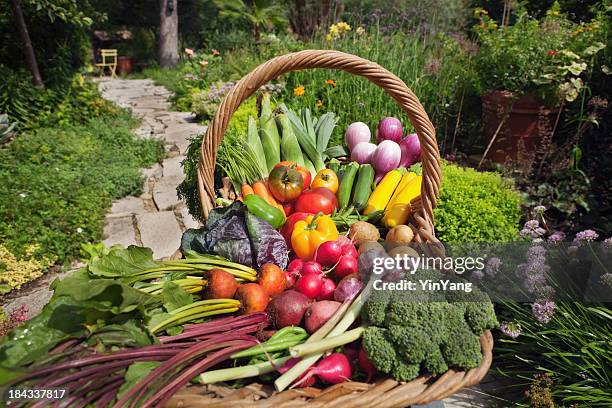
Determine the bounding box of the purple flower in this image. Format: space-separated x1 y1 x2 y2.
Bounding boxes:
471 270 485 280
603 237 612 249
574 229 599 245
500 321 522 338
527 245 546 259
532 299 556 324
548 231 566 244
485 257 501 277
520 220 546 239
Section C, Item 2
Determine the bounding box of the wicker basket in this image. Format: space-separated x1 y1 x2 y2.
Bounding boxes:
182 50 493 407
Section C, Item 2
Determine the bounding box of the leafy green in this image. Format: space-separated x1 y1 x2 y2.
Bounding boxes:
162 282 194 312
0 270 157 369
87 320 155 348
116 361 162 400
88 246 158 278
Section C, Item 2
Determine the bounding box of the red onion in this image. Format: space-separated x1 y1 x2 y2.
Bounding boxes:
371 140 401 175
350 142 377 164
345 122 371 151
376 117 403 143
399 133 421 167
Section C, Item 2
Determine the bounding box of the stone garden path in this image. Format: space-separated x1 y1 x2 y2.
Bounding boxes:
97 78 204 259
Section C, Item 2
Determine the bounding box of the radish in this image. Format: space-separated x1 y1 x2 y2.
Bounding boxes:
294 273 323 299
334 255 358 280
340 243 358 259
315 241 342 267
336 235 352 247
334 274 363 302
284 271 297 289
287 259 304 273
305 301 341 334
267 290 311 328
358 347 377 381
301 261 323 276
317 278 336 301
278 358 316 388
294 353 352 386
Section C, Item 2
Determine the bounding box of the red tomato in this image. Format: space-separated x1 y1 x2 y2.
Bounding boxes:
294 188 338 215
275 161 312 190
282 201 294 216
280 212 310 250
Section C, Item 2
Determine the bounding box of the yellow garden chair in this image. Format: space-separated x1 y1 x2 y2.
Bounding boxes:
96 49 118 78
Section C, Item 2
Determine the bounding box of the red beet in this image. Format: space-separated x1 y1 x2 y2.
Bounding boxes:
304 301 342 334
267 290 311 328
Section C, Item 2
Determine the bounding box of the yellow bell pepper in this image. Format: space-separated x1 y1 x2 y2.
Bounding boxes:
291 213 339 260
363 169 403 215
382 174 422 228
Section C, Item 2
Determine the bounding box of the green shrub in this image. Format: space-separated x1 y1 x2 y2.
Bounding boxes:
0 112 164 290
434 162 523 242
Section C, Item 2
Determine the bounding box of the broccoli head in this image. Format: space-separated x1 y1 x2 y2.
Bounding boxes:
361 281 496 382
440 320 483 370
362 327 397 374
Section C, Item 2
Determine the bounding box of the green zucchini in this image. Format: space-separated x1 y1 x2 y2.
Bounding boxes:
337 162 359 210
352 164 375 211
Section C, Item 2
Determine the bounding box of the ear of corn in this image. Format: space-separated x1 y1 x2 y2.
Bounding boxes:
382 174 422 228
363 169 404 215
247 116 269 177
260 93 281 171
278 113 305 167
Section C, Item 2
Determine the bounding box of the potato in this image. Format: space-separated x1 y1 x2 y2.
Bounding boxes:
357 240 385 256
385 225 414 244
349 221 380 246
387 245 420 259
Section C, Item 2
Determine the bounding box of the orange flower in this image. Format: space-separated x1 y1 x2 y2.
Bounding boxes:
315 99 323 107
547 50 558 57
212 49 220 57
199 60 209 67
294 86 305 96
325 79 337 87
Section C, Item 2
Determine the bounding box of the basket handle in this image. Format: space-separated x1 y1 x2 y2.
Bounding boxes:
198 49 441 229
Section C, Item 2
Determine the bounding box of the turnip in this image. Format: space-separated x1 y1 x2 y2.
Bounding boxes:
305 301 342 334
317 278 336 301
334 274 363 302
294 273 323 299
293 353 352 386
314 241 342 267
334 255 358 280
267 290 311 328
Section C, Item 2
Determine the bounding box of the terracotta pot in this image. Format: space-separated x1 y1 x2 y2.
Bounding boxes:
482 90 560 163
116 56 133 75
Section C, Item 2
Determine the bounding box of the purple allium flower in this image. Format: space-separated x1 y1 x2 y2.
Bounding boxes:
532 299 556 324
528 245 546 259
0 304 29 337
471 270 485 280
521 220 546 239
485 257 501 277
500 321 522 338
574 229 599 245
533 205 547 214
603 237 612 249
548 231 566 244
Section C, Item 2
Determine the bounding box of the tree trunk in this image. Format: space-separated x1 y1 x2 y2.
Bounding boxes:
159 0 179 68
9 0 44 88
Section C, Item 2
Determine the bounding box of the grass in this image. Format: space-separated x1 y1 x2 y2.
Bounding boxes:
0 110 164 293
